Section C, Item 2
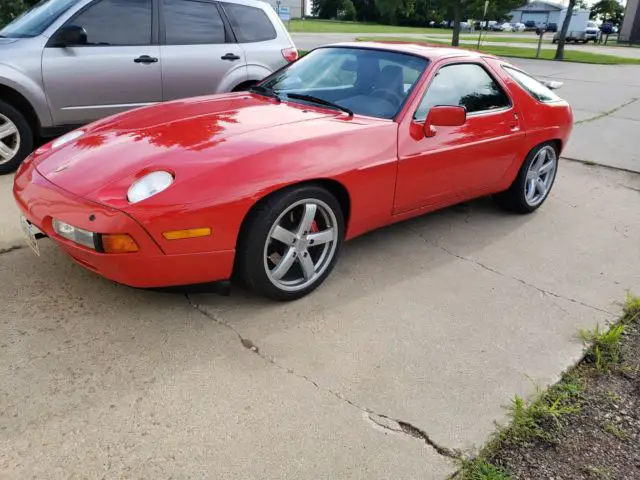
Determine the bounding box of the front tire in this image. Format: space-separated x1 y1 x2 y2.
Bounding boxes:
236 185 345 301
494 142 559 214
0 100 34 175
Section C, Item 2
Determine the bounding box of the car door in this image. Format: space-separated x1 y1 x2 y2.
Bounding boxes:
393 60 525 214
159 0 246 101
42 0 162 126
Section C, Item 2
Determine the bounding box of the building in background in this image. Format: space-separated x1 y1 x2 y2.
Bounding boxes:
619 0 640 44
261 0 306 19
508 1 590 29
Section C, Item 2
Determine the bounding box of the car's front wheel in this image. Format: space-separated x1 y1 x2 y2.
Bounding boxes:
237 185 345 301
0 100 34 175
494 141 559 214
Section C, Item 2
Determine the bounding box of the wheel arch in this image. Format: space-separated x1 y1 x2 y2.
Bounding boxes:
0 84 41 137
235 178 352 252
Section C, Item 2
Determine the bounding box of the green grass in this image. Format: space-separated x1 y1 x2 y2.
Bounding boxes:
440 34 546 45
456 459 512 480
602 422 630 441
580 323 626 371
355 36 640 64
287 18 449 34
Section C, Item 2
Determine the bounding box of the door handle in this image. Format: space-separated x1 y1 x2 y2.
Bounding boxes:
134 55 158 64
221 53 241 61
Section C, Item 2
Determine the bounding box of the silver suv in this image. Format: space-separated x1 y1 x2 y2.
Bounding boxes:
0 0 297 174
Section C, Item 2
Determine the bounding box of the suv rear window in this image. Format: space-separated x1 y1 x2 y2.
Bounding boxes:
503 66 560 103
222 3 277 43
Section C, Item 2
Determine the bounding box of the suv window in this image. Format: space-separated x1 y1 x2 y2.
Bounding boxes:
67 0 152 46
503 66 560 103
222 3 277 43
163 0 226 45
415 63 510 119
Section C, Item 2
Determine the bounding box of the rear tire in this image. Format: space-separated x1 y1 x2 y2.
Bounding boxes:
0 100 33 175
494 142 559 214
236 185 345 301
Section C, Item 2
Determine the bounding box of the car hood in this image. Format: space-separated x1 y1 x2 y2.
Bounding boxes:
34 93 340 199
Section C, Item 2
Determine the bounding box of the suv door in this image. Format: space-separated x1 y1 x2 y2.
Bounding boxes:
159 0 246 101
394 60 525 213
42 0 161 126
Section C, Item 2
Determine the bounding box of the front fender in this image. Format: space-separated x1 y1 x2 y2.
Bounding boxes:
0 65 53 128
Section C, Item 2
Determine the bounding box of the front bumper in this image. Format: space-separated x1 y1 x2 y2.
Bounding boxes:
13 162 235 288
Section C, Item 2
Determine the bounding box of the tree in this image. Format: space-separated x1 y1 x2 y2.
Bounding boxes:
589 0 624 24
0 0 26 27
339 0 357 20
555 0 576 61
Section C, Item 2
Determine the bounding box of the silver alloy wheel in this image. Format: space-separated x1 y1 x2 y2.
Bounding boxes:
0 113 21 166
524 145 557 207
263 198 339 292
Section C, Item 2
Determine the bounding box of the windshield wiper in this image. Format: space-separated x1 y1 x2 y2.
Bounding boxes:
285 93 353 117
249 84 280 102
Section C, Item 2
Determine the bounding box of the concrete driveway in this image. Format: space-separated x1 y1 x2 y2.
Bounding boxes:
1 58 639 479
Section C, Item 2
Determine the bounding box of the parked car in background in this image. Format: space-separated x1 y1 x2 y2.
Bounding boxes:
510 22 526 32
600 22 618 35
524 20 537 31
0 0 297 174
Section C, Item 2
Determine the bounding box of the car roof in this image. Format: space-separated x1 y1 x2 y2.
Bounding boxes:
318 41 503 62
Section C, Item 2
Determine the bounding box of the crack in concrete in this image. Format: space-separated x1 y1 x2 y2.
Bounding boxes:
408 227 617 317
185 293 459 459
366 412 458 458
574 98 638 125
0 245 24 255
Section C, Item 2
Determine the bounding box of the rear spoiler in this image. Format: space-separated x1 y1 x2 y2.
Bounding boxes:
539 79 564 90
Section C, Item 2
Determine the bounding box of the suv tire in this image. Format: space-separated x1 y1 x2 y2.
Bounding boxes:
0 100 34 175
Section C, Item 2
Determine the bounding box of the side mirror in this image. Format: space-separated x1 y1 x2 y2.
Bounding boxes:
52 25 87 47
424 105 466 137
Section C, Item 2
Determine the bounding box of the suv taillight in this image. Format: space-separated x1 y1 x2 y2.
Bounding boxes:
282 48 298 63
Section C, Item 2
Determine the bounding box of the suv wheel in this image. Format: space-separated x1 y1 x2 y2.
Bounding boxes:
0 100 33 175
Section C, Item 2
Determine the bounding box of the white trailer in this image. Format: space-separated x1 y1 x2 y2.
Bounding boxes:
553 9 601 43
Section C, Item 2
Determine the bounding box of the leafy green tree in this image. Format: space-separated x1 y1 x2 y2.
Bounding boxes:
339 0 357 19
1 0 27 27
589 0 624 23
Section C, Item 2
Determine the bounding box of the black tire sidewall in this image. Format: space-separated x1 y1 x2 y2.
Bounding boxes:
0 100 34 175
238 185 345 301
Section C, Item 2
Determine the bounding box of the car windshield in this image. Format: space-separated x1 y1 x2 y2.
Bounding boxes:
259 47 429 120
0 0 78 38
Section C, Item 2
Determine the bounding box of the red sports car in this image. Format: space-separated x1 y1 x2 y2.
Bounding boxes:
14 42 573 301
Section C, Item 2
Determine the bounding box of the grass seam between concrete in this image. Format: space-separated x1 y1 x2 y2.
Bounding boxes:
574 98 639 125
408 226 618 317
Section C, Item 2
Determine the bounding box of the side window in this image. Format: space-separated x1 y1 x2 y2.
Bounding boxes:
502 66 560 103
163 0 225 45
68 0 152 46
415 63 511 119
222 3 277 43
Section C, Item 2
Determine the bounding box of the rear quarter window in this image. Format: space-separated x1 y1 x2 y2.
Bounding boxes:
222 3 277 43
503 66 561 103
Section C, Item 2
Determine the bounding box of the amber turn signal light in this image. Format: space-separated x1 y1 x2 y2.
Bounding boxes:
162 228 211 240
101 234 140 253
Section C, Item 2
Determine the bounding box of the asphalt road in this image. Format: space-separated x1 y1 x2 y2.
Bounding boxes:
1 58 639 479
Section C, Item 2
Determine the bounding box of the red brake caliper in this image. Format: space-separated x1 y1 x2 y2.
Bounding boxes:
310 220 319 233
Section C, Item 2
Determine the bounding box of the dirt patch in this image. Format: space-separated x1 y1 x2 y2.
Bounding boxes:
457 298 640 480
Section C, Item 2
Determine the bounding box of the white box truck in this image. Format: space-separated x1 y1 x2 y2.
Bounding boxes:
552 10 601 43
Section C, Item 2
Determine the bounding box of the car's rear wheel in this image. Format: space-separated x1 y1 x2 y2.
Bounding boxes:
237 185 345 301
494 142 559 214
0 100 34 175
